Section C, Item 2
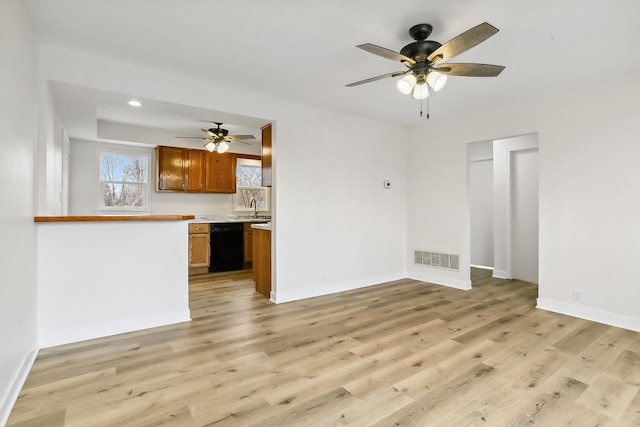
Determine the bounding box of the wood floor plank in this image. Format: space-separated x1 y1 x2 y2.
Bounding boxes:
373 362 497 426
503 375 592 426
618 386 640 426
8 268 640 426
343 339 461 397
392 339 498 399
574 373 640 420
309 386 413 426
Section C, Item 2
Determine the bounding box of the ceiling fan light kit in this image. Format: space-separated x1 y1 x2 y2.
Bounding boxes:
216 141 230 153
427 71 447 91
397 74 416 94
347 21 505 117
412 80 429 100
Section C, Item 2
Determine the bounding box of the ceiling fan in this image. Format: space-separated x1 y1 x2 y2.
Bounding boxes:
346 22 505 102
176 122 256 153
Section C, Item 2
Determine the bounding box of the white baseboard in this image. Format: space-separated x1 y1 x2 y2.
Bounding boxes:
0 339 38 427
407 271 472 291
272 271 407 304
536 298 640 333
38 310 191 348
492 269 511 279
470 264 494 270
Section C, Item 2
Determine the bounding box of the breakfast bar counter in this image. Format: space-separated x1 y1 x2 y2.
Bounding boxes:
35 214 194 347
35 215 194 222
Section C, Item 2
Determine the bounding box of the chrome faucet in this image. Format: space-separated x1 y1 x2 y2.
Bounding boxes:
249 198 258 219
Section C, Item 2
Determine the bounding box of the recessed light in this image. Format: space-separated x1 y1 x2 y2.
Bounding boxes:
128 100 142 107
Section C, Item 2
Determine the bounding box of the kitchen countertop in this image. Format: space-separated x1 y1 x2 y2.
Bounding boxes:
35 215 195 223
191 216 271 224
251 222 272 231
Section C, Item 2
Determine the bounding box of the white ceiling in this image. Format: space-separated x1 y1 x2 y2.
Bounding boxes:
24 0 640 142
48 81 269 150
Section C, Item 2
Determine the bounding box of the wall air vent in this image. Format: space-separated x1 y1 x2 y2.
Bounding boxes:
414 250 459 271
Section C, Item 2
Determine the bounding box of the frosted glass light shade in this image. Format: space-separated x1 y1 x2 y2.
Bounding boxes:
412 83 429 99
204 141 216 152
427 71 447 91
397 75 417 94
217 141 230 153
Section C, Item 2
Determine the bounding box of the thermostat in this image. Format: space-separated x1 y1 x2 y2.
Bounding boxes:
383 180 391 189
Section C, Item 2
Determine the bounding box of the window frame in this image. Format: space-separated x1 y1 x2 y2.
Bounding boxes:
234 157 270 213
98 151 150 212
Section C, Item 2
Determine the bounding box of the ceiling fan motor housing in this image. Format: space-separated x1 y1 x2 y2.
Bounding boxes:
209 124 229 138
400 40 441 63
401 23 441 67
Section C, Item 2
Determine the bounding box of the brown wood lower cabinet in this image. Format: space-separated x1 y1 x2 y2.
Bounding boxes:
252 227 271 298
188 223 210 275
243 222 268 269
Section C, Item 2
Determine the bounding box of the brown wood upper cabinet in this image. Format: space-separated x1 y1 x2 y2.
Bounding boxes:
205 151 236 193
261 124 272 187
186 149 206 192
156 146 236 193
156 146 186 191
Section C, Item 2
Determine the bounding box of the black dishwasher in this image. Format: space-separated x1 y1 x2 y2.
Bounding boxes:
209 223 245 272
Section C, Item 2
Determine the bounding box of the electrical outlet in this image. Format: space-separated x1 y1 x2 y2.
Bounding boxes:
573 289 584 302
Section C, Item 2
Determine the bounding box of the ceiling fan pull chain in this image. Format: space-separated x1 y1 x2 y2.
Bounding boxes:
427 97 430 119
420 97 424 117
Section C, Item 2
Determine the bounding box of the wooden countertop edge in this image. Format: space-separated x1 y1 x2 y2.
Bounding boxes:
34 215 195 223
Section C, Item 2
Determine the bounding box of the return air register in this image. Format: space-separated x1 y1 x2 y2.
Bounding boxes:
414 250 459 271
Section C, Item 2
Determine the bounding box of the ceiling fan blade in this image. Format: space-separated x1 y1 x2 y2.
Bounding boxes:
201 128 215 137
226 135 256 141
175 136 210 140
231 140 251 146
434 63 505 77
346 70 410 87
357 44 416 66
427 22 499 64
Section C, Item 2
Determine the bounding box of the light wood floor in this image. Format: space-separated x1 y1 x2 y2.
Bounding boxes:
8 269 640 426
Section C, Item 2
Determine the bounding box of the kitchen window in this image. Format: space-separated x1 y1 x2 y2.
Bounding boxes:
99 152 149 211
235 158 269 212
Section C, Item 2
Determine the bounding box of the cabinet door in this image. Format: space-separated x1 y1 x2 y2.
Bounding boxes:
244 225 253 264
252 229 271 298
261 124 272 187
157 146 186 191
205 152 236 193
187 149 206 192
189 232 210 267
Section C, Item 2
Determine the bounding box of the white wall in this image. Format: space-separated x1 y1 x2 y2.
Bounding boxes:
511 148 539 283
36 83 65 215
0 0 39 424
37 221 191 347
407 74 640 332
69 138 239 216
37 43 408 304
273 110 408 302
468 140 494 268
492 134 539 280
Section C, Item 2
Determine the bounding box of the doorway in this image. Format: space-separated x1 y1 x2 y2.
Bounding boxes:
468 133 539 285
